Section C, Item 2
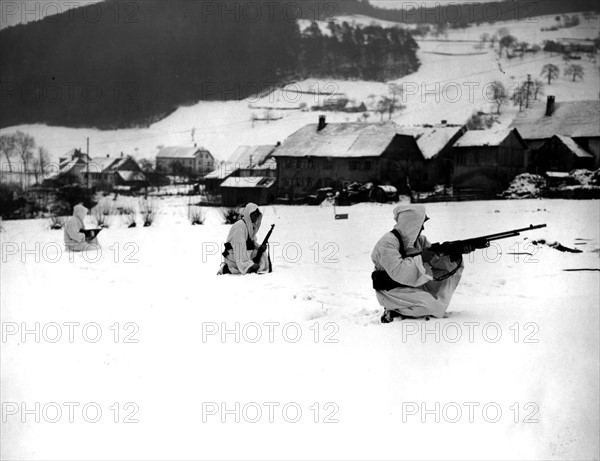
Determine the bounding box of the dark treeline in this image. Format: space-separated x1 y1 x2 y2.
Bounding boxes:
0 0 418 129
329 0 599 25
300 21 419 80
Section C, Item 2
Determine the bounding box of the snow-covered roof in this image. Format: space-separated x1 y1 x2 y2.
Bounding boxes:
227 145 276 166
117 171 147 182
204 162 237 180
510 100 600 140
397 125 464 159
90 157 119 171
453 129 513 147
273 123 414 158
157 146 209 159
555 135 595 158
220 176 276 189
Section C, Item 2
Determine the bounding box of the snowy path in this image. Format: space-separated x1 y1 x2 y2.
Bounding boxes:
1 199 599 459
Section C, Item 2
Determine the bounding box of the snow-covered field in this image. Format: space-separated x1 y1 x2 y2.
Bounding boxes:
2 199 599 460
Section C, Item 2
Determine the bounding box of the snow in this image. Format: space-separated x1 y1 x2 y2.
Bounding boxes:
1 199 599 460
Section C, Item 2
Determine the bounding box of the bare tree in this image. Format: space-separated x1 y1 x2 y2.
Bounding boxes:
564 63 584 81
12 131 35 173
386 83 405 120
32 147 50 184
531 79 545 100
541 64 560 84
489 81 508 114
0 134 16 172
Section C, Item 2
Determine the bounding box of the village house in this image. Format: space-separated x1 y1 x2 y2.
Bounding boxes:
556 38 597 54
397 123 467 188
156 145 215 176
452 128 529 193
53 148 90 184
510 97 600 172
272 117 423 199
203 145 277 195
86 154 148 191
532 135 595 173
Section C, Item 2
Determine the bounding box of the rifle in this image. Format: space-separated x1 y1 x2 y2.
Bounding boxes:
427 224 547 257
80 228 102 241
253 224 275 266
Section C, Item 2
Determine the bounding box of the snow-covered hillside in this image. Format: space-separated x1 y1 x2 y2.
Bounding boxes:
1 199 599 459
1 14 598 165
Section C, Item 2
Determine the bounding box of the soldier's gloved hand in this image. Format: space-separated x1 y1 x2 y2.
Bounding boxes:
461 244 476 254
247 263 260 273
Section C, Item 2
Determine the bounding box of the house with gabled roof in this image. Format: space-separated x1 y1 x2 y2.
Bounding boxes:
272 116 423 198
156 145 215 175
532 135 595 174
510 97 600 170
452 128 529 192
397 123 467 187
86 154 147 190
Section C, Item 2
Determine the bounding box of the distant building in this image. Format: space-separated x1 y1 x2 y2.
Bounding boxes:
532 135 595 174
54 148 90 184
452 128 528 192
556 38 597 54
156 145 215 175
510 97 600 169
204 145 277 194
397 123 467 188
272 117 424 198
86 154 147 190
220 176 277 206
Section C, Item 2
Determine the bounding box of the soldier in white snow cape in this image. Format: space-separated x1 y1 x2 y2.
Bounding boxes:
64 203 100 252
217 203 271 275
371 204 476 322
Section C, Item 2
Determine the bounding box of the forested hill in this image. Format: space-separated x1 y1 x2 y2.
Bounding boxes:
334 0 599 25
0 0 419 129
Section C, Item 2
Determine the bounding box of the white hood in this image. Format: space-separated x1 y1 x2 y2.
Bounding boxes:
392 205 427 250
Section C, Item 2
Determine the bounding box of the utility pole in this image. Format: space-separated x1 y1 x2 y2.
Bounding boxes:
525 74 532 109
86 137 90 188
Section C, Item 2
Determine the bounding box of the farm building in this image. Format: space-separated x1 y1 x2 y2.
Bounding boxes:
86 154 148 190
220 176 277 206
452 128 529 193
556 38 597 54
510 97 600 168
272 117 423 199
203 145 277 194
397 123 467 188
532 135 595 173
156 145 215 175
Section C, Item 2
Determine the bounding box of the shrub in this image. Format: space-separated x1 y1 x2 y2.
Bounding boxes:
188 206 205 225
49 215 67 229
92 201 114 228
119 206 137 228
140 199 158 227
221 207 241 224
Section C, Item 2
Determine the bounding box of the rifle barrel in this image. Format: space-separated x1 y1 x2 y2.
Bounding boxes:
470 224 547 242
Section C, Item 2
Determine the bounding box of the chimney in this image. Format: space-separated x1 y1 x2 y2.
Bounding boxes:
120 152 124 158
194 143 197 148
545 96 555 116
317 115 327 132
106 154 109 158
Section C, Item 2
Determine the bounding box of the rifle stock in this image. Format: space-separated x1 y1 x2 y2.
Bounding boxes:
253 224 275 264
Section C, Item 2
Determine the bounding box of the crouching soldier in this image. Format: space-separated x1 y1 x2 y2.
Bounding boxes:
64 204 100 252
371 205 479 323
217 203 271 275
